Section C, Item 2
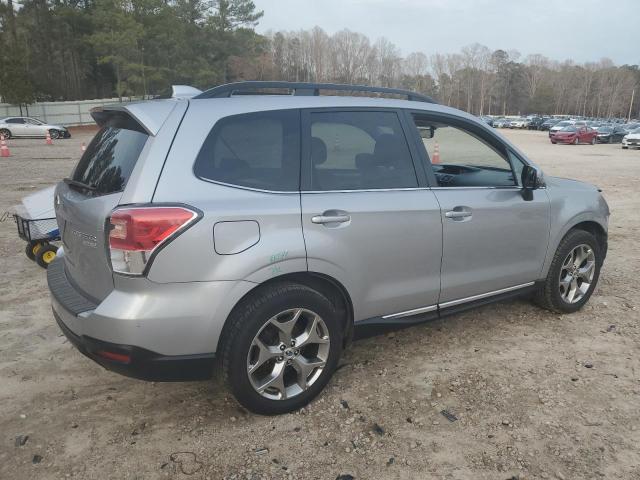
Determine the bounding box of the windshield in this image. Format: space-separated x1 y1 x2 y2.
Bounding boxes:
560 126 577 132
71 116 148 196
597 127 612 133
555 121 571 127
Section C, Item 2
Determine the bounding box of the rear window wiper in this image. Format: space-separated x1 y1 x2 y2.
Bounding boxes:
64 177 97 192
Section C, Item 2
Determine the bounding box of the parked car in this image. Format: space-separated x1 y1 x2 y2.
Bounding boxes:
509 118 531 129
540 118 560 131
550 125 598 145
549 120 575 136
527 117 545 130
622 128 640 149
493 118 511 128
0 116 70 139
48 81 609 414
622 122 640 133
479 115 494 127
596 125 626 143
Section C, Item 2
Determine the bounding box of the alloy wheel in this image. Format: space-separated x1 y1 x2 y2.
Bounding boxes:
558 244 596 304
246 308 330 400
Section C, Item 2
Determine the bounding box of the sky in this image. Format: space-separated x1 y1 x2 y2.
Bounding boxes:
252 0 639 65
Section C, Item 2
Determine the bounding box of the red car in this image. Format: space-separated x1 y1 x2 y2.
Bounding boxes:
550 125 597 145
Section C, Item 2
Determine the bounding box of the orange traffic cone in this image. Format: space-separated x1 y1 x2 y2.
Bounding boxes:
432 141 441 164
81 142 86 152
0 135 10 157
45 131 53 145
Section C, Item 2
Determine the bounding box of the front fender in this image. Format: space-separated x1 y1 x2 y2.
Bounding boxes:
540 210 608 278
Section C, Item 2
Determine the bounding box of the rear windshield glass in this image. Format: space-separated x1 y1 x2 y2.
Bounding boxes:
71 115 148 196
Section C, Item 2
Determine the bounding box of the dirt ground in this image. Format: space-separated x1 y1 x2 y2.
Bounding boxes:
1 128 639 480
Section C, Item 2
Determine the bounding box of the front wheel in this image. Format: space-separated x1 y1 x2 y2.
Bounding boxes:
591 137 596 145
534 229 602 313
220 282 344 415
49 130 60 140
573 137 579 145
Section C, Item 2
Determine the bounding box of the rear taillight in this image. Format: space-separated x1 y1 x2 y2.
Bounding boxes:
108 206 199 275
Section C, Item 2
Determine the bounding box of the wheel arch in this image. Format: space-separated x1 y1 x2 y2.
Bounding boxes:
569 220 608 257
216 271 355 354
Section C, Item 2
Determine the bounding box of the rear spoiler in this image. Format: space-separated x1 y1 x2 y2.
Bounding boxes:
90 99 182 137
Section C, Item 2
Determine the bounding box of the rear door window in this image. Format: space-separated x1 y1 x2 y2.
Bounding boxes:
306 110 418 190
72 115 148 196
194 109 300 191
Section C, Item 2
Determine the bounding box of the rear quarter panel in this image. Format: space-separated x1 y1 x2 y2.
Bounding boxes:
149 100 307 284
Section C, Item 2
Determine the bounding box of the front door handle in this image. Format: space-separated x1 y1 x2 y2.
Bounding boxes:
445 207 473 221
311 214 351 224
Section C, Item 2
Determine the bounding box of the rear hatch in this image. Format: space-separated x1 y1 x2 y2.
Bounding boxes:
55 112 149 302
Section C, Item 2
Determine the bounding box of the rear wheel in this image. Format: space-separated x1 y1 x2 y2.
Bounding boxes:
35 244 58 268
220 282 344 414
0 128 10 140
534 229 602 313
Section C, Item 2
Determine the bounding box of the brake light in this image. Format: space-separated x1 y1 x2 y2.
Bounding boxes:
108 206 199 275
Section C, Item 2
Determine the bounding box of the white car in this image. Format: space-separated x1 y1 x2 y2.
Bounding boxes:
621 128 640 149
509 118 530 129
0 117 70 140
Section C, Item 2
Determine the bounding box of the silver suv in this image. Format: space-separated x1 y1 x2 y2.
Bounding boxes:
48 82 609 414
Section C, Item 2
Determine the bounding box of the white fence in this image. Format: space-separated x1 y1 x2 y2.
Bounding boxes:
0 98 139 126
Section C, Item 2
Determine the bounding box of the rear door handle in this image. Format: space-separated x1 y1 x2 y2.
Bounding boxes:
311 214 351 224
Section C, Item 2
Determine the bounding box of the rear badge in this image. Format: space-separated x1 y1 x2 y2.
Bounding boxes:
72 230 97 248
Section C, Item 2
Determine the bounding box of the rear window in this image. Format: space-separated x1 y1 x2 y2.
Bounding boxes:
194 110 300 191
72 116 148 196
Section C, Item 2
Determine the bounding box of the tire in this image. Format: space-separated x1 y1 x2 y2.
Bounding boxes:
551 141 557 144
25 241 44 261
0 128 10 140
220 282 344 415
591 137 596 145
35 244 58 268
573 137 579 145
49 130 60 140
534 229 602 314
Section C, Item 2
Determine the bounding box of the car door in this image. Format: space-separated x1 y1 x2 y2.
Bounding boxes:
7 118 27 136
407 111 550 305
300 109 442 322
26 118 46 136
577 127 588 142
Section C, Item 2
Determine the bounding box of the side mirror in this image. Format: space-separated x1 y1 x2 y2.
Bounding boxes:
521 165 541 201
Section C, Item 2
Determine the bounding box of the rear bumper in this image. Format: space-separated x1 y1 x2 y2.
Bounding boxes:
47 255 252 381
53 306 215 381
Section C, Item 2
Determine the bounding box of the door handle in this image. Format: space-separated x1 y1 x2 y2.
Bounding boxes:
445 208 472 220
311 214 351 224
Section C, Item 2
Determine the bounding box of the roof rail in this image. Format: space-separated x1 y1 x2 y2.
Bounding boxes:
194 81 436 103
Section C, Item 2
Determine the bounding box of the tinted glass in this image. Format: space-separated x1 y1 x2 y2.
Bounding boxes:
412 113 515 188
72 117 148 196
309 111 417 190
194 110 300 191
6 118 24 124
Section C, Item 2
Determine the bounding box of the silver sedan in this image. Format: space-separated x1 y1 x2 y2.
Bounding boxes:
0 116 70 139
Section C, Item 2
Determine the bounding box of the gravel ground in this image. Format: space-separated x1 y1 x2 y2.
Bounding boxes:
0 128 639 480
